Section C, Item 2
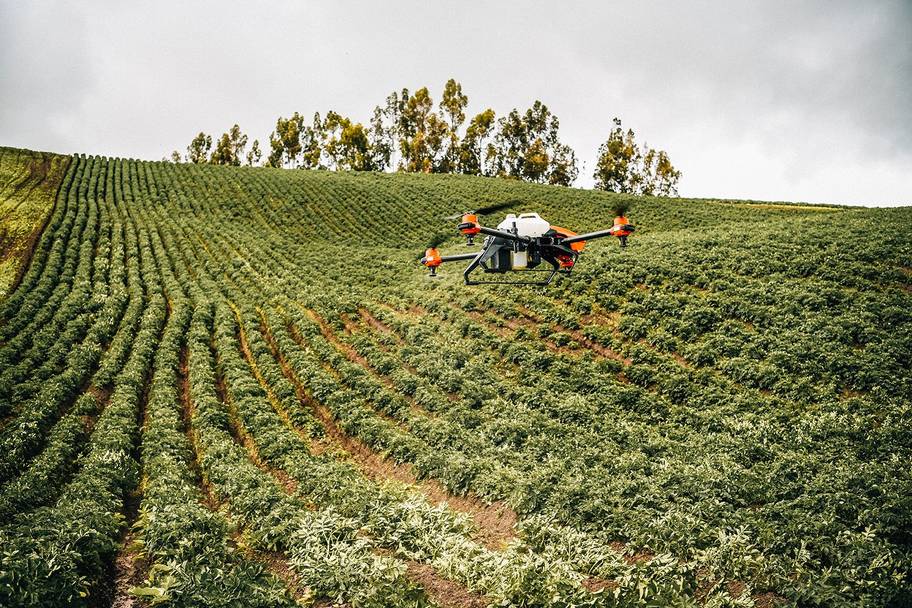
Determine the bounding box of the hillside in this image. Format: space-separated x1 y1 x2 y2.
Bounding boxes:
0 148 910 607
0 148 71 298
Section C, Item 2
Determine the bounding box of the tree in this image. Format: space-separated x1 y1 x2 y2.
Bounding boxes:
440 78 468 133
594 118 680 196
322 111 370 171
300 113 323 169
211 124 248 166
548 142 578 186
648 149 682 196
489 101 578 186
246 139 262 166
439 78 468 172
368 105 393 171
187 132 212 164
424 112 450 173
267 113 305 168
458 108 496 176
398 87 435 172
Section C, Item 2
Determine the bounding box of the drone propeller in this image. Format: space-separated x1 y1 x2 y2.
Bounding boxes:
443 199 521 221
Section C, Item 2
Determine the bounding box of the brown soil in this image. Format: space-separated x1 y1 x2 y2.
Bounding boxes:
727 580 746 599
87 384 112 404
109 530 147 608
405 560 489 608
623 550 654 565
581 576 618 593
752 591 787 607
80 384 113 435
670 352 693 369
339 313 359 334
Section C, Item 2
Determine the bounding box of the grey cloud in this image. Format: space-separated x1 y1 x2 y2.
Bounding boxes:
0 0 909 205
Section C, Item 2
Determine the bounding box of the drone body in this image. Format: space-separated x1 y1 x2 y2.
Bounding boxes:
421 210 635 286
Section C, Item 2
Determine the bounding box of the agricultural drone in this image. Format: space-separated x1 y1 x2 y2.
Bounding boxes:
420 202 635 286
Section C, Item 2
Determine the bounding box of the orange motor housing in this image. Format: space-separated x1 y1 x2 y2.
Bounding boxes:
460 213 480 235
422 247 442 268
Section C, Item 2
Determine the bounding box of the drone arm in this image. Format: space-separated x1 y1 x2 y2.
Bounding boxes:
561 228 619 245
439 252 479 263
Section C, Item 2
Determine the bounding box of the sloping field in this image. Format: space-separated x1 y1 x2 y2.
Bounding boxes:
0 147 71 298
0 150 909 607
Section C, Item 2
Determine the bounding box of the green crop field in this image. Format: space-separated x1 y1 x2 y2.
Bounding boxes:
0 147 909 607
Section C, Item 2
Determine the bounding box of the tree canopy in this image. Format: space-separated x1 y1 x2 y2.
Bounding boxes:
593 118 681 196
169 82 679 194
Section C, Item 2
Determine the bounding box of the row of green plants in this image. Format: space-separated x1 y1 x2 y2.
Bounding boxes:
0 265 166 606
1 153 909 606
185 180 736 605
0 156 126 479
130 233 300 606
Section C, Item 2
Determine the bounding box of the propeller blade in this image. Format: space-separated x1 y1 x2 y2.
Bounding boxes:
427 232 449 249
442 199 522 221
474 199 521 216
416 232 450 260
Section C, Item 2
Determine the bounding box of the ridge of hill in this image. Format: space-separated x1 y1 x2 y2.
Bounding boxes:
0 148 909 607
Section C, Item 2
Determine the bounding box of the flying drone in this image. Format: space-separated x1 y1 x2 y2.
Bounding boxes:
420 202 635 286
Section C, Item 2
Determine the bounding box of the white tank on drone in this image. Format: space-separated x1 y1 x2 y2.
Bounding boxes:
497 213 551 237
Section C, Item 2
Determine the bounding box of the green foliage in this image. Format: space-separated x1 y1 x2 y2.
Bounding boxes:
210 124 248 166
267 112 305 168
489 100 579 186
245 138 262 166
0 148 909 607
187 132 212 164
0 148 72 298
459 108 497 176
594 118 681 196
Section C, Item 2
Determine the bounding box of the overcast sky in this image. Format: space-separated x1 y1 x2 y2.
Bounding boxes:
2 1 910 206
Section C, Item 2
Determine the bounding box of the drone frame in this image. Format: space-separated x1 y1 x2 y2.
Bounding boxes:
435 223 622 285
422 211 634 286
